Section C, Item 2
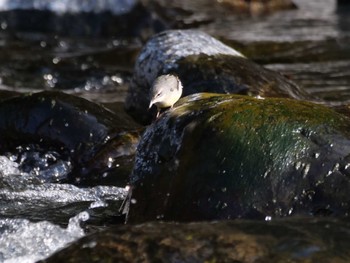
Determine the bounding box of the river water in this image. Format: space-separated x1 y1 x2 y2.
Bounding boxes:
0 0 349 262
201 0 350 102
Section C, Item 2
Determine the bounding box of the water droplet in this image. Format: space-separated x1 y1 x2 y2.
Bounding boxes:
107 157 114 168
111 75 123 84
81 63 89 71
114 39 123 46
156 214 164 220
51 100 56 108
82 241 97 249
52 57 61 64
59 40 68 48
295 161 302 170
326 170 333 177
103 136 110 143
131 198 137 204
333 163 340 171
265 216 272 221
1 21 7 30
302 163 310 178
43 73 58 87
44 74 53 81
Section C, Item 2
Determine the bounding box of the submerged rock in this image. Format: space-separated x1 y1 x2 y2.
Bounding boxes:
127 93 350 222
42 218 350 263
125 29 310 124
0 91 142 186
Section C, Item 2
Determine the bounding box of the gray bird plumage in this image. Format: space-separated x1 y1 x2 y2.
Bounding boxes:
149 74 183 118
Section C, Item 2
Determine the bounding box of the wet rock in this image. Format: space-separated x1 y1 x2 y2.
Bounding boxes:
125 29 310 124
220 0 297 15
127 93 350 222
0 91 142 186
0 90 20 101
142 0 296 29
41 218 350 263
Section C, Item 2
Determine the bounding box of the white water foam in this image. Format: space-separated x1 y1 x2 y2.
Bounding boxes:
0 212 88 263
0 155 128 262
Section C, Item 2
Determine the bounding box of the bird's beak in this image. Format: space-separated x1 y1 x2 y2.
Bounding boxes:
148 100 154 110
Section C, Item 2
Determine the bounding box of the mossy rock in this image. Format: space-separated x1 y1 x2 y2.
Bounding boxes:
128 93 350 222
0 91 142 186
125 29 311 124
41 218 350 263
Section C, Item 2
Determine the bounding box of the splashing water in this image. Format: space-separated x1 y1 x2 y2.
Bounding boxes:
0 155 128 262
0 212 88 263
2 146 72 184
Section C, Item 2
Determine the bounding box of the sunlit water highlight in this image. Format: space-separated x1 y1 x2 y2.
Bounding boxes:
0 155 127 263
0 212 88 263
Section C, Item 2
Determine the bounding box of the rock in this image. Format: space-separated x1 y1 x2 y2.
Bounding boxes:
41 218 350 263
125 29 310 124
142 0 297 28
220 0 297 15
0 91 142 186
127 93 350 222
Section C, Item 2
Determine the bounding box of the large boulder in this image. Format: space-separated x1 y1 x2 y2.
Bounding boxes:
125 29 311 124
0 91 142 186
127 93 350 222
42 218 350 263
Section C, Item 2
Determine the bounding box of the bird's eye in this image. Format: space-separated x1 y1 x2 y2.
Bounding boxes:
156 92 162 97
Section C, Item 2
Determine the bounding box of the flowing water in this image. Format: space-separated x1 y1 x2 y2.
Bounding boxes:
0 0 349 262
199 0 350 102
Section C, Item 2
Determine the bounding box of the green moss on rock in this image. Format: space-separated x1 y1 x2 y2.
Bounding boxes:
128 94 350 222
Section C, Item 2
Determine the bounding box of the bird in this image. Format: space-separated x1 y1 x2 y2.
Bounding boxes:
148 74 183 118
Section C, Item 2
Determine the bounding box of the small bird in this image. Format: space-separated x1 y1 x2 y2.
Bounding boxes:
149 74 183 118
